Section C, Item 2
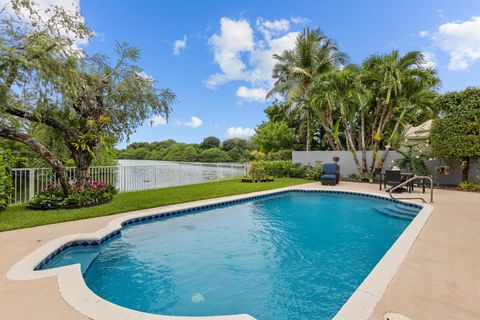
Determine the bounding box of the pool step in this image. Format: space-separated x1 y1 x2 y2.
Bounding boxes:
374 207 415 221
384 204 418 217
394 203 420 213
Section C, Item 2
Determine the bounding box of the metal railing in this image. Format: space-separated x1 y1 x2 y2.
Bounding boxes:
388 175 434 203
10 162 246 204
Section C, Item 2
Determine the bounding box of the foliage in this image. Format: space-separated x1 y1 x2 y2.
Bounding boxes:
200 136 221 149
222 138 248 151
395 146 429 175
267 34 440 178
250 150 266 161
268 28 346 151
0 149 13 211
430 88 480 181
261 160 305 178
227 147 250 163
303 161 323 180
27 181 118 210
199 148 232 162
0 1 175 194
0 178 309 231
117 138 254 163
266 149 292 161
253 121 295 153
183 145 199 162
457 181 480 192
248 161 267 181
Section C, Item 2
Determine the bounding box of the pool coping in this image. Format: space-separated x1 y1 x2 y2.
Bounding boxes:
7 185 433 320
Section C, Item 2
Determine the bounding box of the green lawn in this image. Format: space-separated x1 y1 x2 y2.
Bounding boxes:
0 178 309 232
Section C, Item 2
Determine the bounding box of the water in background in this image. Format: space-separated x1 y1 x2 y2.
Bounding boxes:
10 160 246 204
117 159 246 191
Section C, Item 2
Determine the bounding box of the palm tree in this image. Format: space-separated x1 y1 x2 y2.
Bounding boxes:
361 50 440 173
310 65 369 177
268 28 345 151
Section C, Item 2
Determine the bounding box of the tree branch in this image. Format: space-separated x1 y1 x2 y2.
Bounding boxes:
2 103 77 141
0 125 70 194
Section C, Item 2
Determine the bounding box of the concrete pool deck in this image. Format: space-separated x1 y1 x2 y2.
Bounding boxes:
0 182 479 320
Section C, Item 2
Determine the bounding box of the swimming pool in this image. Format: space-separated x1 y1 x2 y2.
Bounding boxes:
36 190 421 320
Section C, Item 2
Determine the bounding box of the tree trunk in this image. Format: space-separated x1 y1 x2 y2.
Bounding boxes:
360 107 368 176
461 156 470 182
72 151 93 187
305 116 311 151
346 128 363 178
0 127 70 195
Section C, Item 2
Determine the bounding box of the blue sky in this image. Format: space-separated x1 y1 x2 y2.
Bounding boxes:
71 1 480 146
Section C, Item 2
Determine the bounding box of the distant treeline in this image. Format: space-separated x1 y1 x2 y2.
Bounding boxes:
116 137 256 163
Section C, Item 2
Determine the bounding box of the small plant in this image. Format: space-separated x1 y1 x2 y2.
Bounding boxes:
395 145 429 175
248 161 267 182
28 181 118 210
304 161 323 180
348 173 360 181
458 181 480 192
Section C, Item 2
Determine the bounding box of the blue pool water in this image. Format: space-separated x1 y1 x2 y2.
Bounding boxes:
41 191 419 320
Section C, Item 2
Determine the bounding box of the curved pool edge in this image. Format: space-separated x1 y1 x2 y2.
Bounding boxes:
7 185 432 320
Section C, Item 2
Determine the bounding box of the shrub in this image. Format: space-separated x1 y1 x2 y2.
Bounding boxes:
458 181 480 192
28 181 118 210
249 161 267 181
0 150 13 211
261 160 306 178
303 161 323 180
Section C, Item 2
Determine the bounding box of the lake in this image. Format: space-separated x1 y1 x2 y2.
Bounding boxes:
117 160 246 192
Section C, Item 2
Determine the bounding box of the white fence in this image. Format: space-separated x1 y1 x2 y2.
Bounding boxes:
11 162 246 204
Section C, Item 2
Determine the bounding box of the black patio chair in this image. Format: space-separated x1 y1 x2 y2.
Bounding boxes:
384 170 402 192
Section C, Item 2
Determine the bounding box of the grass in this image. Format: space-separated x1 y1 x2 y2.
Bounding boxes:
0 178 310 232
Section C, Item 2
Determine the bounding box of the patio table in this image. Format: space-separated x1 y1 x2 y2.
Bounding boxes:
379 172 414 191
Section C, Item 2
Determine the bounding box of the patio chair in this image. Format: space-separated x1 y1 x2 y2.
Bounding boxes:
321 163 340 185
384 170 402 192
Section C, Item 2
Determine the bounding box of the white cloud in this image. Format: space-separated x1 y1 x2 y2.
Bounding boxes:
207 17 301 88
419 30 429 38
173 35 187 56
291 16 310 24
249 31 298 83
175 116 203 128
148 115 167 126
256 18 290 40
225 127 256 139
433 16 480 70
236 86 267 102
207 17 254 87
421 51 437 68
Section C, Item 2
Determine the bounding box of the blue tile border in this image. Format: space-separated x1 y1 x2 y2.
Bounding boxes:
34 189 422 271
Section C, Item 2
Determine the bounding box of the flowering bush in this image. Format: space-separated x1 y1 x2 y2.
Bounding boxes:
28 181 118 210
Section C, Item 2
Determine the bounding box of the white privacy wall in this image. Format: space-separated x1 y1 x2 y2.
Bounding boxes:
292 151 480 185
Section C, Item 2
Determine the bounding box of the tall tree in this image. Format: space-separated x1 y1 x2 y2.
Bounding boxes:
430 88 480 182
0 1 175 194
268 28 345 151
361 50 439 173
306 50 439 178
